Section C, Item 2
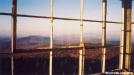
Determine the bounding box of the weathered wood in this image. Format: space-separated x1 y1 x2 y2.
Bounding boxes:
0 12 123 24
120 0 132 70
49 0 54 75
11 56 14 75
14 47 82 53
102 0 107 73
11 0 17 53
79 0 84 75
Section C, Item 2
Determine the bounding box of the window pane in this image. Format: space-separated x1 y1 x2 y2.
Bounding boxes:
54 0 80 18
107 0 121 22
0 16 11 53
0 0 12 13
17 17 50 49
17 0 50 16
84 0 102 20
53 20 80 47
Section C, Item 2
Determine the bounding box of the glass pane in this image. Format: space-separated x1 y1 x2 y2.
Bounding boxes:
106 23 120 71
0 57 11 74
53 20 80 47
83 22 102 73
84 22 102 47
17 17 50 49
84 0 102 20
107 0 121 22
53 50 78 74
0 0 12 13
106 23 120 45
54 0 80 18
17 0 50 16
0 16 11 53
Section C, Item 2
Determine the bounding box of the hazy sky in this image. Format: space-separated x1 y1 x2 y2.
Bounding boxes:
0 0 134 40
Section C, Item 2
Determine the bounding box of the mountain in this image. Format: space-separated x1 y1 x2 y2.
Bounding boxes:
0 36 50 53
17 36 50 44
0 37 11 44
16 36 50 49
54 33 120 42
0 35 133 53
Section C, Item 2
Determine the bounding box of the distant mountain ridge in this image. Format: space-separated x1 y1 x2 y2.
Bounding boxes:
16 36 50 49
0 35 134 53
0 36 50 53
17 36 50 44
0 37 11 44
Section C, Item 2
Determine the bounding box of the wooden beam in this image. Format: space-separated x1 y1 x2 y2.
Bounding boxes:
102 0 107 73
0 12 123 24
124 0 132 70
120 0 132 70
14 47 82 53
79 0 84 75
49 0 53 75
11 56 14 75
11 0 17 53
119 0 125 70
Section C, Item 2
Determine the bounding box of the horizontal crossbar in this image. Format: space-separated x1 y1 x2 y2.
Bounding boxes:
14 47 82 53
0 12 125 24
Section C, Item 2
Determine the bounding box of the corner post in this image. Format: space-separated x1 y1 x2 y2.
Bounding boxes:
120 0 132 70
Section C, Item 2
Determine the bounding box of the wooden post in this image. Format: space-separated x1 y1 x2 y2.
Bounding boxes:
82 43 85 75
120 0 132 70
102 0 107 73
11 56 14 75
119 0 125 70
11 0 17 53
79 0 84 75
122 0 132 70
49 0 53 75
79 49 82 75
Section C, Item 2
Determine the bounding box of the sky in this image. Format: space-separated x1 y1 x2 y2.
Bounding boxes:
0 0 134 41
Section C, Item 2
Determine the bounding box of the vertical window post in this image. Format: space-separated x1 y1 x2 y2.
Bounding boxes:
11 0 17 53
49 0 54 75
102 0 107 73
79 0 84 75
